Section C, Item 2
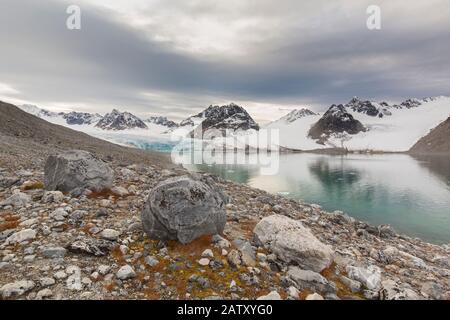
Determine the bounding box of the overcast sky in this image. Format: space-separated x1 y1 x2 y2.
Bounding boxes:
1 0 449 122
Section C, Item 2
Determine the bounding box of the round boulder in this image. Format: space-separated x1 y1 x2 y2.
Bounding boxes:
44 150 114 193
141 174 228 244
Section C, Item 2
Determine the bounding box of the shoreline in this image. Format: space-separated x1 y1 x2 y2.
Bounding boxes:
1 149 449 300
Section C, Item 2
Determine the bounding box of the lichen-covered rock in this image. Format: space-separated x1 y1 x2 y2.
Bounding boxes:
141 174 228 244
253 214 333 272
44 150 114 193
0 192 31 207
1 280 35 298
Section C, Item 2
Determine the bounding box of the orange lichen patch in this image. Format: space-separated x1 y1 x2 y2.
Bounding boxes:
0 214 20 232
234 219 258 238
0 220 20 232
110 245 125 263
104 282 116 292
167 235 213 256
80 223 95 235
321 263 365 299
299 288 314 300
22 181 44 190
87 189 117 201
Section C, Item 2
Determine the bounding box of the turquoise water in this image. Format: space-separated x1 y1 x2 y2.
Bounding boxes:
108 137 450 244
181 153 450 245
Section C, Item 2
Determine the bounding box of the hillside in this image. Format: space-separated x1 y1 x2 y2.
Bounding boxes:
0 101 171 169
410 117 450 154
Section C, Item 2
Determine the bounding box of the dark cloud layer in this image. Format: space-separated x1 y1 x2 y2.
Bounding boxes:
0 0 449 120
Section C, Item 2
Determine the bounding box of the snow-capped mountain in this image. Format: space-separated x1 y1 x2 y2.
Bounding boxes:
95 109 148 130
266 96 450 152
63 111 102 125
19 104 60 118
345 97 392 118
308 104 366 143
180 103 259 134
267 108 317 125
145 116 178 128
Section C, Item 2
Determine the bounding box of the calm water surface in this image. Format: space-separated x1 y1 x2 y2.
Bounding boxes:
181 153 450 244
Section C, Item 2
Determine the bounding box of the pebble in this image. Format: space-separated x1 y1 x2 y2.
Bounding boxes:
116 265 136 280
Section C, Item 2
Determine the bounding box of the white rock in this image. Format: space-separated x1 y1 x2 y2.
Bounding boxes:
66 265 82 291
346 265 381 290
257 291 282 300
0 192 31 207
5 229 37 244
116 265 136 280
19 218 39 227
97 265 111 275
100 229 121 241
39 277 56 287
306 293 324 300
1 280 35 298
288 286 300 299
111 186 129 197
198 258 210 266
253 215 333 272
36 288 53 299
201 249 214 258
42 191 64 203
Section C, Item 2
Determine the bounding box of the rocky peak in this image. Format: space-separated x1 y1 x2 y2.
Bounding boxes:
345 97 381 117
308 104 366 143
181 103 259 135
145 116 179 128
62 111 102 125
95 109 148 130
281 108 317 123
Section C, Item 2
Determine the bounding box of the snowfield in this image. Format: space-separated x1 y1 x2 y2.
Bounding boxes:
18 96 450 153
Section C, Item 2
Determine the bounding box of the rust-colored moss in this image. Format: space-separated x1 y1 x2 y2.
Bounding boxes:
22 181 44 190
321 263 365 299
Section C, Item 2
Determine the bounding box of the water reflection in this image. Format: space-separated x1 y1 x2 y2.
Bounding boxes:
182 153 450 244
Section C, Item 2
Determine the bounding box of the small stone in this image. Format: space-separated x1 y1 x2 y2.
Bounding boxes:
100 229 121 241
198 258 210 266
144 256 159 267
5 229 37 245
111 186 129 197
288 286 299 299
0 280 35 298
36 288 53 300
346 265 381 290
201 249 214 258
42 191 64 203
116 265 136 280
54 271 67 279
40 277 56 287
227 249 242 268
41 246 67 259
257 253 267 263
98 265 111 275
306 293 324 300
0 192 31 207
257 291 282 300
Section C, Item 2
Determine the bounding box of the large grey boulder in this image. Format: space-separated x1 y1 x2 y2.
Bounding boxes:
141 174 228 244
253 214 333 272
44 150 114 193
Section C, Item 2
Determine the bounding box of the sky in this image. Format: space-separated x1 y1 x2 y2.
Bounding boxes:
0 0 449 123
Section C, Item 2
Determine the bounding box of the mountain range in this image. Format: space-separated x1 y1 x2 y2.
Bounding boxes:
17 96 450 153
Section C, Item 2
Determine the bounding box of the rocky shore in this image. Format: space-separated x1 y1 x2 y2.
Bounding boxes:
1 148 449 301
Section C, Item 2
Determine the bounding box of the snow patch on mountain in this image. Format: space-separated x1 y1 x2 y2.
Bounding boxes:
95 109 148 130
145 116 178 128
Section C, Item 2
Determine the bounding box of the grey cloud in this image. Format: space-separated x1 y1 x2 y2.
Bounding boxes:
0 0 449 120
